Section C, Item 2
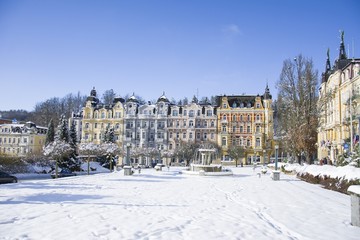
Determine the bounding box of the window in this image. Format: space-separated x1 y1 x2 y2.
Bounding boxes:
247 139 251 146
189 110 194 117
232 126 236 133
95 112 98 118
240 126 243 133
94 134 97 140
222 137 226 146
183 121 187 127
189 120 194 127
222 125 227 133
94 123 98 128
189 132 193 139
256 115 260 121
206 110 212 116
183 110 187 116
256 125 260 133
240 115 243 121
85 123 89 129
101 112 105 119
197 121 201 127
196 132 200 139
176 132 180 139
247 115 251 121
183 132 187 139
197 110 201 116
203 132 207 140
256 138 261 147
223 103 227 108
247 126 251 133
172 110 179 116
150 122 154 128
211 133 214 139
116 123 120 129
211 121 215 127
223 115 227 120
176 121 180 127
170 132 173 138
256 103 260 108
232 115 236 121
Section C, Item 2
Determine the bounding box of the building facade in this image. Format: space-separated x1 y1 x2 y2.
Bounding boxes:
81 87 125 147
318 33 360 163
0 120 47 157
80 87 273 166
216 85 273 164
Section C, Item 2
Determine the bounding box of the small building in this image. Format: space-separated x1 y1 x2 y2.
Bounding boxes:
0 120 48 157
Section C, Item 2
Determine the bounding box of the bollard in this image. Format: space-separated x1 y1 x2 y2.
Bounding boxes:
348 185 360 227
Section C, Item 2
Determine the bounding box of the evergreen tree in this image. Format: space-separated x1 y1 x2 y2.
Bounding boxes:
45 119 55 146
56 115 69 143
69 120 77 149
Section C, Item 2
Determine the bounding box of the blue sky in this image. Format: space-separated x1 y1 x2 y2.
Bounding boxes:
0 0 359 111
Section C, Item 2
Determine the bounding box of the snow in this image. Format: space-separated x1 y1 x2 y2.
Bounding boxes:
1 166 360 240
282 163 360 181
348 185 360 195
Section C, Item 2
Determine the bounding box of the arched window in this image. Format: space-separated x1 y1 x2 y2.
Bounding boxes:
223 114 227 120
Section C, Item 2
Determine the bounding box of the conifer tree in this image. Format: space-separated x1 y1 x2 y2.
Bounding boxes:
45 119 55 146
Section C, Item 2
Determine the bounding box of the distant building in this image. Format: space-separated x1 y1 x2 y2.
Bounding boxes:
215 85 273 165
80 86 274 166
317 32 360 163
0 120 47 157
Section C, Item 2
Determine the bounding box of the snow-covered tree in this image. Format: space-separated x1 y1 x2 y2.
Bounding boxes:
99 142 121 170
43 139 73 178
56 115 69 143
45 119 55 146
78 142 101 174
102 126 115 143
69 120 77 149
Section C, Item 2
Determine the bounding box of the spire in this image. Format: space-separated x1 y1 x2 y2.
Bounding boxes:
326 48 331 72
339 30 347 60
322 48 332 83
264 83 272 100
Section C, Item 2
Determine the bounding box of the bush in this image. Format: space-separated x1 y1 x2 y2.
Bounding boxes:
0 155 29 173
297 172 360 194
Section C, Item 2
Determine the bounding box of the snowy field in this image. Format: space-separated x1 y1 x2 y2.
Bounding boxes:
1 166 359 240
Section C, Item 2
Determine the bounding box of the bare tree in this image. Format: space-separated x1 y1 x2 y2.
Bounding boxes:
276 54 319 164
102 89 116 105
227 145 245 167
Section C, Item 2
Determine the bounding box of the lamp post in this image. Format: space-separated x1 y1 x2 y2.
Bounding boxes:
124 143 132 176
126 143 131 166
275 145 279 170
158 146 162 164
263 149 266 165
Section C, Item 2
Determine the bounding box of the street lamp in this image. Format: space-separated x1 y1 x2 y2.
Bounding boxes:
158 146 162 164
126 143 131 166
275 145 279 171
263 149 266 165
124 143 132 176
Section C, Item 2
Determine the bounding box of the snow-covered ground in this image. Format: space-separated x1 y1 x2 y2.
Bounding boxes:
1 166 359 240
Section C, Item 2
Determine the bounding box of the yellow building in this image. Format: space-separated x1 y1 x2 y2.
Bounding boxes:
216 85 273 164
81 88 125 148
0 121 47 157
318 33 360 163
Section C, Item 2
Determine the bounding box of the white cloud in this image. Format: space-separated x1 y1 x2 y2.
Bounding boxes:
222 24 242 35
